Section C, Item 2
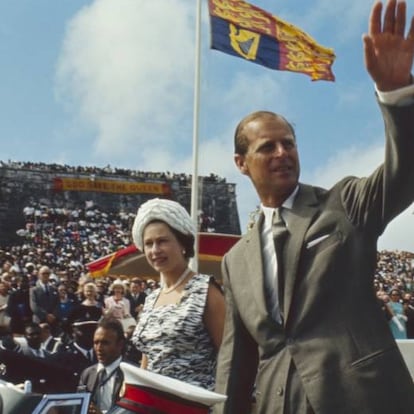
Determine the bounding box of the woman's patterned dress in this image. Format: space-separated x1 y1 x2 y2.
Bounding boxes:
132 273 217 389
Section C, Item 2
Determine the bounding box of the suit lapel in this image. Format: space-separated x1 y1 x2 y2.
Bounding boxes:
237 187 321 324
90 368 100 403
243 214 270 318
91 366 121 404
284 184 320 321
112 367 124 403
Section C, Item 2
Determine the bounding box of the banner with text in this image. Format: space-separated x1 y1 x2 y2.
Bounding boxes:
53 177 170 195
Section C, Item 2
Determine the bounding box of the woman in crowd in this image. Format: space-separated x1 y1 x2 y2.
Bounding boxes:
80 282 104 321
387 288 407 339
55 283 78 334
131 198 225 390
104 279 131 321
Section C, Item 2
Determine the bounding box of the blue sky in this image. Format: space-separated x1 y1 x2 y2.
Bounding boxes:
0 0 413 251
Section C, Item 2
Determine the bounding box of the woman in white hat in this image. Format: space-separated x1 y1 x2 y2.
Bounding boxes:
104 279 131 321
131 198 225 390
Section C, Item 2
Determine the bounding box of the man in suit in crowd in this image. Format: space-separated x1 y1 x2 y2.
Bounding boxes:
54 315 98 385
214 1 414 413
29 265 59 334
7 275 32 334
1 321 52 359
39 322 63 353
0 347 78 394
403 292 414 338
20 322 52 359
126 278 146 319
78 317 125 414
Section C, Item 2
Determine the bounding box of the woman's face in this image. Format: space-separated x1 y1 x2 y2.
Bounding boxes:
84 286 96 299
0 283 7 296
143 222 186 274
58 286 67 298
113 286 124 297
390 291 401 302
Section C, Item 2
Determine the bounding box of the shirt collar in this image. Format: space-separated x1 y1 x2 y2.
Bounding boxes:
42 336 52 347
73 342 91 357
97 356 122 375
261 185 299 227
29 346 42 356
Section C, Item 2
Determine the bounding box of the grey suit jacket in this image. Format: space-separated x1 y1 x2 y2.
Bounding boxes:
29 283 59 323
214 102 414 414
79 363 124 408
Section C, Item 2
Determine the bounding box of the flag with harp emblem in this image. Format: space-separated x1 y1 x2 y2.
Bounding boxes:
208 0 336 81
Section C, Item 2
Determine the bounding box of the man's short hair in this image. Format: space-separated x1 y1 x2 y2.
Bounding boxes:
234 111 296 155
97 317 125 342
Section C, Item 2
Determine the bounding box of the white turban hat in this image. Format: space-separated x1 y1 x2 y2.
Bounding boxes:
132 198 196 251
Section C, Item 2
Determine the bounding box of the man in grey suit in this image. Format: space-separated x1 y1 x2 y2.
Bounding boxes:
29 265 59 333
214 1 414 413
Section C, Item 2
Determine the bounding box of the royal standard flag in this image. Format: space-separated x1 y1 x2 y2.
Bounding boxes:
208 0 336 81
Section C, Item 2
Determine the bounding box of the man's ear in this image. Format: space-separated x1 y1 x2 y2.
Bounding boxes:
234 153 249 176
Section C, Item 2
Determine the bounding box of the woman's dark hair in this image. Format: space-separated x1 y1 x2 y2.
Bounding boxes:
146 220 195 259
169 226 195 259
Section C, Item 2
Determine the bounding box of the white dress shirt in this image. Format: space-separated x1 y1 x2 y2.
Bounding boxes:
96 356 122 413
29 346 44 358
376 82 414 106
260 187 298 323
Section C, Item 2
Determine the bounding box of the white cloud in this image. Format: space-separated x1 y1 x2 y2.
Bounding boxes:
52 0 413 251
215 71 287 118
55 0 194 161
378 209 414 252
305 143 414 251
307 143 384 186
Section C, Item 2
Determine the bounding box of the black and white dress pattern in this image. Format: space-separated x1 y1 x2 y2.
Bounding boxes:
132 273 217 389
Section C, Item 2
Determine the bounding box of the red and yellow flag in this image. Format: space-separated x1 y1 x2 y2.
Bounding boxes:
87 245 139 278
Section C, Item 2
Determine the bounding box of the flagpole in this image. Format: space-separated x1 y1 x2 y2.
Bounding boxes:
190 0 202 273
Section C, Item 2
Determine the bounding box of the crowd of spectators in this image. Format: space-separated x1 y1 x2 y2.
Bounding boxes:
16 201 135 274
13 199 215 282
0 197 412 347
0 160 227 185
0 265 152 394
375 250 414 339
0 196 411 407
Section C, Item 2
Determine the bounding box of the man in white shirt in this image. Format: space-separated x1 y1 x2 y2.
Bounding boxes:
214 1 414 413
18 322 51 359
78 317 125 414
39 322 62 353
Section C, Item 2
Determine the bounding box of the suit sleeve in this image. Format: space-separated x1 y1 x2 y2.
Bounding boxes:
78 366 95 393
213 254 258 414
